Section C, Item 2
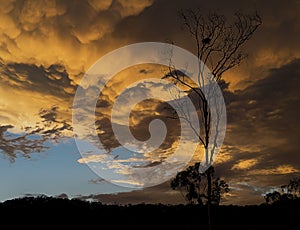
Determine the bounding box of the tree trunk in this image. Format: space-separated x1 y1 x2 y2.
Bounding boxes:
207 168 213 230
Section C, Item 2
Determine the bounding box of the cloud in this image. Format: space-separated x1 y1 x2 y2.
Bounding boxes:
111 0 300 90
0 124 47 161
88 178 107 184
1 0 299 96
89 65 183 156
0 61 76 97
0 0 156 78
77 154 108 164
78 181 186 205
110 179 144 187
0 105 72 161
87 0 112 12
212 58 300 204
226 58 300 167
222 181 266 205
249 165 299 176
231 159 258 170
115 0 153 18
0 59 75 141
36 106 73 138
77 153 147 165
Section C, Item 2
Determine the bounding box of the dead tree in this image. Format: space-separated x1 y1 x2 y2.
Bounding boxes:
164 10 262 230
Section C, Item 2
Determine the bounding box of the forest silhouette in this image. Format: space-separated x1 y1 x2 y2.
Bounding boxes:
1 194 299 229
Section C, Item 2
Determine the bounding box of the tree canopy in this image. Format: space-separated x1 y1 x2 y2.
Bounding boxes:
171 164 229 205
264 177 300 205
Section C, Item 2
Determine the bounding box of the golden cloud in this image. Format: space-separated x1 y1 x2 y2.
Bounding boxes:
249 165 299 175
88 0 113 12
77 154 108 164
117 0 153 17
0 84 70 132
110 179 144 186
0 0 155 80
214 152 233 164
231 159 258 170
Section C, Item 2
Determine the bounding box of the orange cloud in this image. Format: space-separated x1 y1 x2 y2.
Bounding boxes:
250 165 299 175
0 0 155 81
231 159 258 170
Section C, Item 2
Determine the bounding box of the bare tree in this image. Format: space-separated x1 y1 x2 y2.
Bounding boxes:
164 10 262 230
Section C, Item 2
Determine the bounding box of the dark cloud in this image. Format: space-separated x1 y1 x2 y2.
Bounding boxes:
78 181 186 205
226 58 300 166
213 58 300 203
139 69 153 74
113 0 300 89
37 106 73 139
0 124 48 162
0 60 76 98
0 106 72 161
88 178 107 184
96 96 181 159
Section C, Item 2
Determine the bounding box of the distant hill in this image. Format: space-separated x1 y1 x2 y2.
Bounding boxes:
1 196 299 229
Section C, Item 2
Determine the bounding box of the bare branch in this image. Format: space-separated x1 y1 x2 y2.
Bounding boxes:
181 10 261 81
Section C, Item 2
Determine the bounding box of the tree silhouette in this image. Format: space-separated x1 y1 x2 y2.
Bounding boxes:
1 195 299 229
285 177 300 198
171 164 229 205
265 177 300 205
165 10 262 230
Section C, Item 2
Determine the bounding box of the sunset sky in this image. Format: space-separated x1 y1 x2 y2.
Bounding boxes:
0 0 299 205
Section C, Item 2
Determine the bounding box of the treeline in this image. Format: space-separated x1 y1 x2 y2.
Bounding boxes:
1 195 299 229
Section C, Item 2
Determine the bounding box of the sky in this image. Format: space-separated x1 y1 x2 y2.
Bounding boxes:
0 0 299 205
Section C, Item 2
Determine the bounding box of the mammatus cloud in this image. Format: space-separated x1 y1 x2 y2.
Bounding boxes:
0 0 155 162
0 0 154 78
4 0 299 91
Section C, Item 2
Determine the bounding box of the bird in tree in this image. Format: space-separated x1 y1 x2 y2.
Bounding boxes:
202 37 211 45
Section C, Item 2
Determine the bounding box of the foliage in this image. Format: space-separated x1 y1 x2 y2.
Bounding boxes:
171 163 229 205
264 177 300 205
